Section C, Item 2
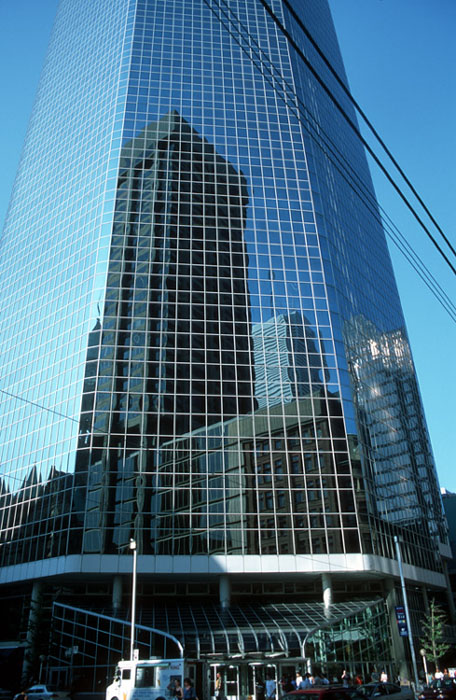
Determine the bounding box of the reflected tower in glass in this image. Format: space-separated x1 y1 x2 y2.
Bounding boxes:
0 0 451 683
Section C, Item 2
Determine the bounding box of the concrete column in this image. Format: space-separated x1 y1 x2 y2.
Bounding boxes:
422 585 430 615
113 575 123 615
384 578 408 682
322 572 332 616
22 581 44 685
219 575 231 609
443 561 456 623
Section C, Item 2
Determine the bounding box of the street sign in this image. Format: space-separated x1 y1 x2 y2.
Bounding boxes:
395 605 409 637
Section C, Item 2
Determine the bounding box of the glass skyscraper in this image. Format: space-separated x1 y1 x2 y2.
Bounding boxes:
0 0 451 690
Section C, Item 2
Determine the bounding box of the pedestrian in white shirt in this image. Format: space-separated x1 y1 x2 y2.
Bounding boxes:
294 673 303 689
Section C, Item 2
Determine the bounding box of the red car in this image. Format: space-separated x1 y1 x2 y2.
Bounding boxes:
283 688 360 700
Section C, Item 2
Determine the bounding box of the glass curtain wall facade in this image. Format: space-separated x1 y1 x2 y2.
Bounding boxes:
0 0 448 581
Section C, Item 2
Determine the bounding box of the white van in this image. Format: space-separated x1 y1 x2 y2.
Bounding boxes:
106 658 184 700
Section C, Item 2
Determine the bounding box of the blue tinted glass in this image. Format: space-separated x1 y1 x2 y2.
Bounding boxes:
0 0 445 574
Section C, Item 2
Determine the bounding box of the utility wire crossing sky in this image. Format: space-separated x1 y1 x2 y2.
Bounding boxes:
0 0 454 490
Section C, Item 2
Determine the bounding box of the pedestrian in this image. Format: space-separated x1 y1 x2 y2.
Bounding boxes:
281 675 294 694
380 671 388 683
256 677 265 700
215 672 223 699
321 674 330 686
301 674 313 689
294 672 303 689
355 673 363 686
183 678 197 700
341 670 350 687
266 674 276 699
285 676 294 692
174 679 184 700
14 692 28 700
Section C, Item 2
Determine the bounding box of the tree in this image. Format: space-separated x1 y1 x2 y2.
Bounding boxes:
419 599 452 670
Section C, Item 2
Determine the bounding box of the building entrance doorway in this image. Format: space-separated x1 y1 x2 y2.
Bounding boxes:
248 662 278 700
210 663 240 700
209 661 306 700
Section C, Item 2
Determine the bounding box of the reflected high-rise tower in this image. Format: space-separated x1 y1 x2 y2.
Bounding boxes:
0 0 451 689
76 111 256 554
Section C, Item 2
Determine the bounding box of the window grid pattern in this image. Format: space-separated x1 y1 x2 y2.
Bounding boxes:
0 0 445 572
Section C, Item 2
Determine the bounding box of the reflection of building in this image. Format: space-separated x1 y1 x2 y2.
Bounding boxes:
344 316 445 552
76 111 256 555
441 489 456 600
0 467 75 561
153 395 351 558
0 0 452 692
253 311 328 408
241 397 349 557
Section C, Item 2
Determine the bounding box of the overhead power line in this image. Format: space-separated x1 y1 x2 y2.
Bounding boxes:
203 0 456 322
256 0 456 277
280 0 456 262
0 385 421 524
0 387 79 424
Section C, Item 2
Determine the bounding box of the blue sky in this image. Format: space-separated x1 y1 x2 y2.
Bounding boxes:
328 0 456 491
0 0 454 489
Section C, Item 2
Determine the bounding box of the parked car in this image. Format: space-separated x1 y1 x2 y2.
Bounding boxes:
14 687 71 700
282 688 361 700
343 689 367 700
357 683 414 700
0 690 12 700
418 679 456 700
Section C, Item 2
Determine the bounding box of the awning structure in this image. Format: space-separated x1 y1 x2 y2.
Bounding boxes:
137 600 384 658
52 598 386 661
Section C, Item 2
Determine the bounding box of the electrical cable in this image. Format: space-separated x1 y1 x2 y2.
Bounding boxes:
0 387 79 424
281 0 456 262
203 0 456 322
256 0 456 276
0 5 450 498
0 8 445 562
2 5 453 441
0 379 421 565
213 0 456 322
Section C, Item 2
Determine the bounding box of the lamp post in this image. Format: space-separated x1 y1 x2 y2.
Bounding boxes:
129 538 137 661
39 655 46 683
394 535 419 690
420 649 428 684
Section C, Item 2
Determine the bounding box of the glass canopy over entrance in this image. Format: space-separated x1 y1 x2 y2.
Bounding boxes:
49 599 392 692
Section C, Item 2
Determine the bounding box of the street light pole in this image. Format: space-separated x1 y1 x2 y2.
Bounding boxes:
129 538 137 661
420 649 429 684
39 655 46 683
394 535 420 690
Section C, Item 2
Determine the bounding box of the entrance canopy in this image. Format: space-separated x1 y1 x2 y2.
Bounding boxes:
51 599 391 690
138 599 384 658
